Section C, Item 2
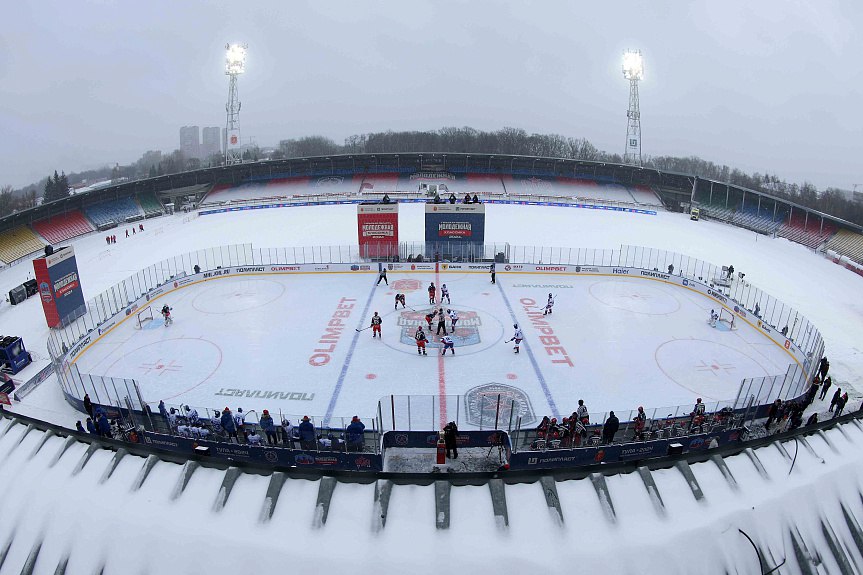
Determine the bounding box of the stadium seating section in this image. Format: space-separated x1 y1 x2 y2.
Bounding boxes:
32 210 95 245
0 226 46 264
776 211 836 249
137 192 163 216
83 197 143 228
825 229 863 264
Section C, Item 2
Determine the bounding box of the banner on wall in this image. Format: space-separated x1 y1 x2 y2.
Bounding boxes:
32 247 86 328
357 203 398 258
424 203 485 245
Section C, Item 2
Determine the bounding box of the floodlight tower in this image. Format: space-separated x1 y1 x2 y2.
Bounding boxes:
224 43 247 165
622 49 644 166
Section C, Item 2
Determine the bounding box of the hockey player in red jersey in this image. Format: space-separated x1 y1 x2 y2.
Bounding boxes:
161 304 173 326
428 282 436 304
394 293 406 309
370 312 382 338
425 309 437 329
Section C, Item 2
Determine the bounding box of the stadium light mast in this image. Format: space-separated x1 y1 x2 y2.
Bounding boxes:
224 43 247 165
622 49 644 166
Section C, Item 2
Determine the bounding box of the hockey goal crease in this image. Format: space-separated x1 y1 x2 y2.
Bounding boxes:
717 308 737 331
134 305 154 329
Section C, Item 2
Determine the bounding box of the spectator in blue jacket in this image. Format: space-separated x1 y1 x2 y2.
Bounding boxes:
260 410 277 445
220 408 237 442
85 418 97 435
298 416 316 450
346 416 366 451
97 413 112 438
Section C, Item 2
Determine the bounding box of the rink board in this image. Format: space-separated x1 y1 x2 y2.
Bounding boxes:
70 264 798 428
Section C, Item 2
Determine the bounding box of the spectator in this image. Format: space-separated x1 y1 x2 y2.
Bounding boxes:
234 407 247 440
346 416 366 451
667 264 674 275
834 393 849 418
806 413 819 426
86 417 97 435
298 416 316 450
781 325 789 337
830 388 842 412
76 420 85 433
247 427 263 445
221 408 238 442
381 193 391 204
819 376 832 400
194 264 201 274
788 406 803 430
443 421 459 459
819 356 830 380
139 223 144 232
463 193 471 204
765 399 782 429
805 379 819 407
448 193 457 204
472 194 480 203
83 394 93 418
281 419 295 447
633 406 647 440
260 410 277 445
97 412 112 438
602 411 620 444
754 302 761 318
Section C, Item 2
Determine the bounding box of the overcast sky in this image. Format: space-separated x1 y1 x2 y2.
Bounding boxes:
2 1 861 190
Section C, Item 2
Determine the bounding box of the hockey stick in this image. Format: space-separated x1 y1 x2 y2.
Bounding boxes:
355 326 373 332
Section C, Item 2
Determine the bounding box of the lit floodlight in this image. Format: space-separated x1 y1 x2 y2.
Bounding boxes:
225 43 247 75
622 49 644 81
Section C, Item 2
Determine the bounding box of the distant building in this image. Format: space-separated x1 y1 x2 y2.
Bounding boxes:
836 188 863 203
201 127 222 161
180 126 200 160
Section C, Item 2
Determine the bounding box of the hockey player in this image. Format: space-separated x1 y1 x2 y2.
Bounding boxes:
440 335 455 355
161 304 173 326
576 399 589 425
376 267 388 286
415 326 428 355
394 293 406 309
543 293 555 315
436 308 447 335
370 312 382 338
633 406 647 440
507 324 524 353
440 284 451 304
428 282 436 304
425 309 437 329
709 309 719 327
447 309 459 333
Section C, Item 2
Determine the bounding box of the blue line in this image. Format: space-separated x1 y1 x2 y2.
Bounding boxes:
495 281 560 419
323 280 378 427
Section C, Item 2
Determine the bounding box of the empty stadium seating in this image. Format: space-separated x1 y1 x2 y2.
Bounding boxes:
32 210 95 245
137 192 163 216
83 197 144 228
0 226 46 264
826 229 863 264
776 212 836 249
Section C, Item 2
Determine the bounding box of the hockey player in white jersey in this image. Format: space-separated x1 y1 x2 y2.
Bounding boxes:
709 309 719 327
440 284 451 304
447 308 459 332
543 293 555 316
507 324 524 353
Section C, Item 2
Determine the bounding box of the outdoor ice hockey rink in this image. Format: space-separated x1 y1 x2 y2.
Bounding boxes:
70 261 796 429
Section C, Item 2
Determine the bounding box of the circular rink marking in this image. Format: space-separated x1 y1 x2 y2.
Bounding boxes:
382 303 506 356
588 279 681 315
191 278 285 314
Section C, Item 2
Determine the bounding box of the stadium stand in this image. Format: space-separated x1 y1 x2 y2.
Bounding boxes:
825 229 863 264
0 226 46 264
32 210 95 245
83 196 144 228
629 185 664 206
776 212 836 249
137 192 163 217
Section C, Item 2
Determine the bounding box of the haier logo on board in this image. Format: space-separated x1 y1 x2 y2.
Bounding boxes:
612 268 629 275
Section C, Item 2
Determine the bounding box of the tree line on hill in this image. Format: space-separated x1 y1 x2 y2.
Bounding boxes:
2 127 861 226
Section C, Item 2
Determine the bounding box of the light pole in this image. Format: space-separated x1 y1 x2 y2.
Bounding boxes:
622 49 644 166
224 43 247 165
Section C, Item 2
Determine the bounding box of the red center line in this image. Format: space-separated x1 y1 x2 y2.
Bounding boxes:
435 261 447 429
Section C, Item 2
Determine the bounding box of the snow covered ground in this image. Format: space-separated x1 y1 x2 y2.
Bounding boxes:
1 200 862 574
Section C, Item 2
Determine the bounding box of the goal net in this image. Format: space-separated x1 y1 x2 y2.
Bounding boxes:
134 305 154 329
717 308 737 331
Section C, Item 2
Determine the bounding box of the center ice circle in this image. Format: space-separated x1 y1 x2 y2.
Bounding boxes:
589 279 680 315
192 277 285 314
384 305 505 355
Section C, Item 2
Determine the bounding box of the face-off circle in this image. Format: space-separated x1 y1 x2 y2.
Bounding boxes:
384 305 504 355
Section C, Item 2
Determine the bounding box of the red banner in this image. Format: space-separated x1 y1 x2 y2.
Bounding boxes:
357 204 398 258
